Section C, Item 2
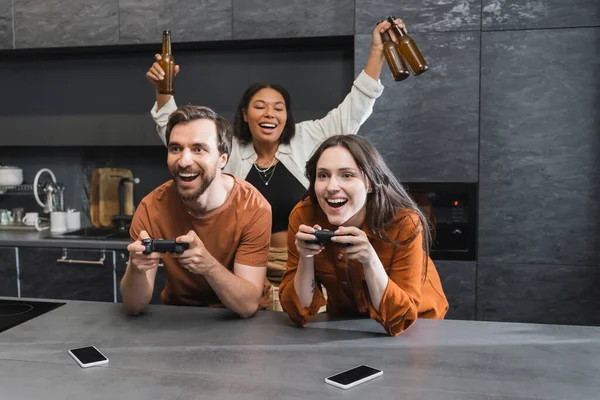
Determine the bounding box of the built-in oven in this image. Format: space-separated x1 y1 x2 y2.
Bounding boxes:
403 182 477 261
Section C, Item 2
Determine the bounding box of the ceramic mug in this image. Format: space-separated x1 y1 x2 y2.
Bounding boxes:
66 211 81 231
50 211 68 233
23 212 44 231
23 212 39 225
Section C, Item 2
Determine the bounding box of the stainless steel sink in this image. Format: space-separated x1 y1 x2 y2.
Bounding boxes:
49 227 131 240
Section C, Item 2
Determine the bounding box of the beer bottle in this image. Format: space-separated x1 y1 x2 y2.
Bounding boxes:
380 27 410 81
387 16 428 75
158 30 175 95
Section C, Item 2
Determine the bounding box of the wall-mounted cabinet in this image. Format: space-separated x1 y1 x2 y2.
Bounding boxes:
119 0 232 45
13 0 118 49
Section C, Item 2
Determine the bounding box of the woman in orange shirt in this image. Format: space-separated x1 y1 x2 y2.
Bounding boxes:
279 135 448 336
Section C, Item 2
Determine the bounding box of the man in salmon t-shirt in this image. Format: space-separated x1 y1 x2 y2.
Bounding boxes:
120 105 271 318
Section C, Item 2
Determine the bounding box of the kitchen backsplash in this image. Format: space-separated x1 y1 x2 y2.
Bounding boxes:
0 146 171 225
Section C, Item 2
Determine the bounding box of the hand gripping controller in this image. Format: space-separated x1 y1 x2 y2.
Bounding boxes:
305 229 349 246
142 239 189 255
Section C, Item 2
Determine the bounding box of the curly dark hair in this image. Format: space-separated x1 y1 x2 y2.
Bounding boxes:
232 82 296 145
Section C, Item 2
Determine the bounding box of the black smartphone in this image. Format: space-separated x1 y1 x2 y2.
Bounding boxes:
68 346 109 368
325 365 383 389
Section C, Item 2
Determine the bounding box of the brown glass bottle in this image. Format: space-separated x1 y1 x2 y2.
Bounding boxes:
381 29 410 81
158 30 175 95
387 16 428 76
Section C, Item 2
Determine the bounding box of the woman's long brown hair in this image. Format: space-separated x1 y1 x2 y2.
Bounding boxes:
305 135 432 275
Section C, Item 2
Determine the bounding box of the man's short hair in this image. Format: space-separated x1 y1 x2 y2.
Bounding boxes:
165 105 232 156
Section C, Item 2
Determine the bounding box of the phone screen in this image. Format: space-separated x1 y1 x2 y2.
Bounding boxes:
327 365 381 385
70 346 107 364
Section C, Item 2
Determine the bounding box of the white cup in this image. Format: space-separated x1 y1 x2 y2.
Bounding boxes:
66 211 81 231
22 212 39 226
50 211 68 233
23 212 46 231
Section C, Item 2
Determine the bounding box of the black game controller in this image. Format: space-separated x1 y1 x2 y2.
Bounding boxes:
142 239 189 255
305 229 349 246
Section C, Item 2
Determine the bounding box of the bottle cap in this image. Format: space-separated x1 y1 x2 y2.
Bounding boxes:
163 30 171 35
386 16 405 35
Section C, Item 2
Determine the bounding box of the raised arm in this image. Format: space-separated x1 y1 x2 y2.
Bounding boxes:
294 18 406 147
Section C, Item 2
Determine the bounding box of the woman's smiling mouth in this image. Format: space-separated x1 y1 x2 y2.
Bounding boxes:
326 197 348 209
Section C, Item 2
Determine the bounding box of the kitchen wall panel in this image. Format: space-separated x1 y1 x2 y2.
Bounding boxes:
119 0 232 44
233 0 354 39
13 0 118 48
0 0 13 49
479 28 600 266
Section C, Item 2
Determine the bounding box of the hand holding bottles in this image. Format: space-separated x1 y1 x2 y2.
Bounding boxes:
378 15 429 81
372 17 406 52
386 15 428 76
146 30 179 95
146 53 180 92
379 22 410 81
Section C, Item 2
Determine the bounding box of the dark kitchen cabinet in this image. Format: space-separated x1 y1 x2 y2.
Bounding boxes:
19 247 115 302
233 0 353 39
0 51 156 147
119 0 232 45
0 0 13 49
435 261 476 321
0 247 18 297
115 251 166 305
13 0 118 49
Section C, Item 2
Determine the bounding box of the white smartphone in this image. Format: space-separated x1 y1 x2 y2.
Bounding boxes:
68 346 109 368
325 365 383 390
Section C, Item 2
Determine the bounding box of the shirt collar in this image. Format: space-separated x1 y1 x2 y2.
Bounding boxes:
277 143 292 155
240 143 256 160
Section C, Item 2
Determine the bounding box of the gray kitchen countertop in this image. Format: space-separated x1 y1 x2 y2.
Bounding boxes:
0 230 129 250
0 297 598 399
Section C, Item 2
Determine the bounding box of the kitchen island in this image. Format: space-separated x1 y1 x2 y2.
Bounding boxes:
0 298 598 399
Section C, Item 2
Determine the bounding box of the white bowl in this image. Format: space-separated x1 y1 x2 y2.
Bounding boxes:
0 166 24 186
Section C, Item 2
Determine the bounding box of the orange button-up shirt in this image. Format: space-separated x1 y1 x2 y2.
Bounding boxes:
279 198 449 336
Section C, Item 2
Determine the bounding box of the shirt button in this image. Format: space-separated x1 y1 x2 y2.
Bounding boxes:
337 253 344 260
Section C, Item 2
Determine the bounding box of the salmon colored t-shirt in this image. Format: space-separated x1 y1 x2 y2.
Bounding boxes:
279 197 449 336
130 174 272 307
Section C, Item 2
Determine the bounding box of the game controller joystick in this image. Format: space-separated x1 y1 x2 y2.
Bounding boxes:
142 238 189 255
305 229 350 246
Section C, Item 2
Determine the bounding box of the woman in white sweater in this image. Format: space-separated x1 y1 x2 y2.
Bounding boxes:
146 18 406 307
